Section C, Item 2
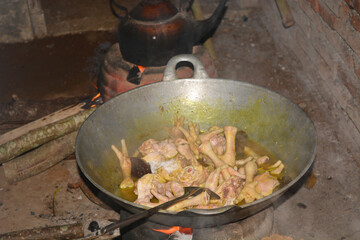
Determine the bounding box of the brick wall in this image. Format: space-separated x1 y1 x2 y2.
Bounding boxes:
261 0 360 138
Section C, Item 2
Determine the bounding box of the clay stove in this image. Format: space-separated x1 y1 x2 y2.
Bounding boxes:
118 207 274 240
97 43 217 102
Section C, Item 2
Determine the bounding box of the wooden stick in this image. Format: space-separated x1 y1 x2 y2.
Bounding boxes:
0 106 96 164
0 222 84 239
0 102 85 145
275 0 295 28
3 131 77 184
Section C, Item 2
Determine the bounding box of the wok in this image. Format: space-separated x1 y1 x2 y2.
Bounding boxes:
75 55 316 228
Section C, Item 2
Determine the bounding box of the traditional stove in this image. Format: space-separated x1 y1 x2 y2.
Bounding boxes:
96 0 227 102
118 207 274 240
98 43 217 102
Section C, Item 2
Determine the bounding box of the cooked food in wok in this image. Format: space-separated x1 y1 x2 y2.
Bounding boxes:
112 116 285 211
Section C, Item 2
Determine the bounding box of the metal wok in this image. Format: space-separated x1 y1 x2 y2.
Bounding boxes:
75 55 316 228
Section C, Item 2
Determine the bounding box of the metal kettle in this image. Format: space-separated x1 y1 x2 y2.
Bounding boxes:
110 0 227 66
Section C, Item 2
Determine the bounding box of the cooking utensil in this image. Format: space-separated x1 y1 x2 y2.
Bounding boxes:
130 157 151 178
79 187 220 239
110 0 227 66
75 54 316 228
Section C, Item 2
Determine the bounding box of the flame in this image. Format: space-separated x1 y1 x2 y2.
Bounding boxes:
91 93 101 101
137 65 146 73
153 226 193 235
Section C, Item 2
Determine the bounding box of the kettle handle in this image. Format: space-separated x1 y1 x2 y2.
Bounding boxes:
109 0 128 20
162 54 209 82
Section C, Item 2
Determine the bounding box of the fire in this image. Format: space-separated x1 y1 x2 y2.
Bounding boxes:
137 65 146 73
91 93 101 102
153 226 193 235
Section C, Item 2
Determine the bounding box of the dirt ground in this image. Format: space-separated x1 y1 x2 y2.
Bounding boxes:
0 1 359 240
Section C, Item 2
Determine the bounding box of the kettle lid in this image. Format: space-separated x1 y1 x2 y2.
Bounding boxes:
129 0 178 21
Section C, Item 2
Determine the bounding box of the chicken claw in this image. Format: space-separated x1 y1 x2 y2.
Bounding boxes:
111 144 134 189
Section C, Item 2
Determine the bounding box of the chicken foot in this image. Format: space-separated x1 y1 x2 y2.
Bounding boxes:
111 142 134 189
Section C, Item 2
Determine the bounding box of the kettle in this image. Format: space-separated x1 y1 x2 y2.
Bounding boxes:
110 0 227 66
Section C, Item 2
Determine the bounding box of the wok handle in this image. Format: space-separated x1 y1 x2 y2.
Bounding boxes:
162 54 209 81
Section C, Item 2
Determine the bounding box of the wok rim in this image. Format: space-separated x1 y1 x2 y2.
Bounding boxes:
75 77 317 215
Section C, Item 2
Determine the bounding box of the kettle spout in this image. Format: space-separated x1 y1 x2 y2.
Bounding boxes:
193 0 228 44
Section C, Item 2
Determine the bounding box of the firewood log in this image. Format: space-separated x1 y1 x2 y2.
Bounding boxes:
0 222 83 239
0 106 96 164
0 102 85 145
3 131 77 184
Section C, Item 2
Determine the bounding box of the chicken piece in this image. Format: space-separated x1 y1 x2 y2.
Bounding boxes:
244 146 260 159
189 121 201 145
151 189 170 202
236 156 253 166
143 152 166 163
178 126 200 159
170 181 184 198
238 167 245 175
220 166 231 180
167 191 210 211
268 160 285 175
235 180 262 204
256 156 270 166
254 172 280 196
151 179 166 195
157 166 171 181
209 133 226 156
178 165 205 187
198 141 225 168
226 166 246 179
244 161 258 184
159 139 178 158
164 182 175 199
134 174 154 204
175 138 199 166
138 139 178 159
271 163 284 175
111 144 134 189
135 201 162 208
219 172 225 185
199 126 224 142
205 168 221 192
220 126 237 166
170 115 185 139
215 176 244 206
142 152 166 173
151 180 176 201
